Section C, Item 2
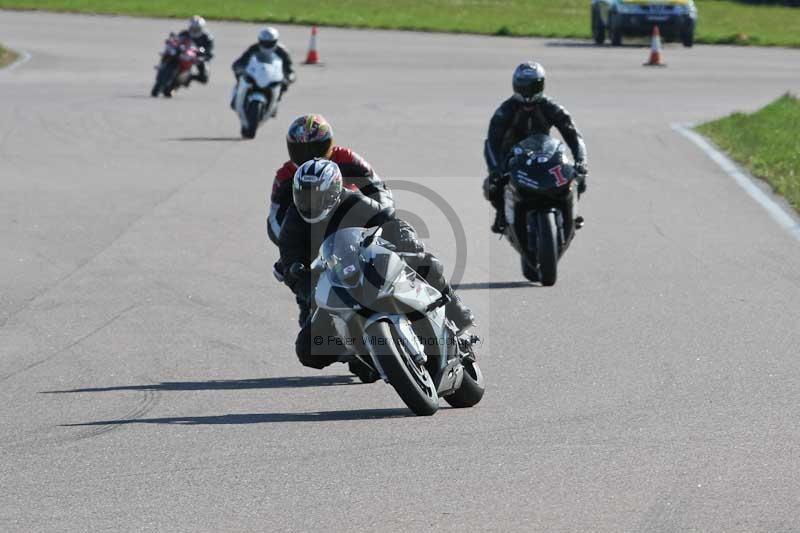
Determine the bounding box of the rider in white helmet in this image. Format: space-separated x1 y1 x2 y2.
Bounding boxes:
179 15 214 83
230 27 296 107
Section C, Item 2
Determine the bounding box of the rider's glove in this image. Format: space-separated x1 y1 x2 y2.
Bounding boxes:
574 160 588 194
286 71 297 84
482 172 503 202
286 263 312 303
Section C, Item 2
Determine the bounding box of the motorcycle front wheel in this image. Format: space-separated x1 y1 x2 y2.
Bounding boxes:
151 64 170 97
365 320 438 416
241 100 263 139
158 63 178 98
536 211 558 286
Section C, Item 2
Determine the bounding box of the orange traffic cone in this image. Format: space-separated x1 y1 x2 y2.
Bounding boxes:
643 25 666 67
304 25 321 65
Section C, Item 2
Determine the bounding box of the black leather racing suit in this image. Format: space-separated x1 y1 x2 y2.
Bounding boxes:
179 30 214 83
279 189 462 369
483 95 587 213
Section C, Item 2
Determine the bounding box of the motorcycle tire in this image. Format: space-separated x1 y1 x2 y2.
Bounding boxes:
444 359 485 408
521 255 540 283
155 64 176 98
537 211 558 286
241 100 262 139
365 320 438 416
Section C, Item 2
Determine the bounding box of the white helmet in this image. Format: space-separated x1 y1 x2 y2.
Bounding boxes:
188 15 206 37
258 27 279 53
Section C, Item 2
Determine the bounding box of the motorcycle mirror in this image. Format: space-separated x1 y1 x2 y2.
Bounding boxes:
310 257 325 273
289 262 307 278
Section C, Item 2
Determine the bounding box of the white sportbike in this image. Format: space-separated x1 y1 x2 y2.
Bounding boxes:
300 227 485 416
233 53 284 139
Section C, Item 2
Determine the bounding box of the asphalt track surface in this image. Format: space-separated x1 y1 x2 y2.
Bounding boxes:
1 11 800 532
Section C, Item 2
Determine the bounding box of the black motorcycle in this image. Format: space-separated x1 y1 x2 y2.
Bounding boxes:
502 134 584 286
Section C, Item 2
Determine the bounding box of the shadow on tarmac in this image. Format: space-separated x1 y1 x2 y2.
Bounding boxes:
63 407 414 426
170 136 243 142
455 281 534 291
545 40 648 48
42 375 358 394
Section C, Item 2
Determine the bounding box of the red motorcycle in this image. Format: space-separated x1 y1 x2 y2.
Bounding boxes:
151 33 202 98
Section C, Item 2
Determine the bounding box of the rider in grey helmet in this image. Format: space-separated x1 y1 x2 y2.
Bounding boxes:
483 62 588 233
280 159 474 380
179 15 214 83
230 27 296 108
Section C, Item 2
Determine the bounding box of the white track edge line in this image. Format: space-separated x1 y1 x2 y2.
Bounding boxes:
672 122 800 243
2 48 31 72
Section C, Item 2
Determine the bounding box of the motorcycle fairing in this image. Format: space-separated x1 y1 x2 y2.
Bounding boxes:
245 53 283 89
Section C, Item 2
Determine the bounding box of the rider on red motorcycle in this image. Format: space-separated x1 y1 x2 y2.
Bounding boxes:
179 15 214 83
151 32 201 98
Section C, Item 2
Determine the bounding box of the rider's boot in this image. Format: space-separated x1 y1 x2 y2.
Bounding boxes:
229 84 238 110
444 287 474 333
348 359 379 384
491 209 507 234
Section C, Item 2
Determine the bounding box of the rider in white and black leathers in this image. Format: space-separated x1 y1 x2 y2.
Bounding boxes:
280 159 474 376
483 62 588 233
231 27 296 94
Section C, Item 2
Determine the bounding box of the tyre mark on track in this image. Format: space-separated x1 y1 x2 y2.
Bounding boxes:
67 387 161 441
0 381 161 450
0 303 137 384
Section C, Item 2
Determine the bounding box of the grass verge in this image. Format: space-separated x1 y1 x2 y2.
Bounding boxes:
0 43 19 68
696 94 800 212
0 44 17 68
0 0 799 47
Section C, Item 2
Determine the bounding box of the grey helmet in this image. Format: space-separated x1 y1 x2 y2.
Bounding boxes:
512 62 546 104
188 15 206 38
258 27 279 54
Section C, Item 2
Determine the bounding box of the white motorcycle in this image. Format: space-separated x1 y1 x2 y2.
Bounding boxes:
233 53 284 139
301 227 485 416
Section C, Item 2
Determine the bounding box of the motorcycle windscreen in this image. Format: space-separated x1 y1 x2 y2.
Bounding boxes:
508 135 574 195
320 228 367 289
246 54 283 87
513 134 560 159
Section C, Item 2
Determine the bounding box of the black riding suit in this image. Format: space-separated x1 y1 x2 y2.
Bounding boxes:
279 189 466 369
179 30 214 83
483 95 587 217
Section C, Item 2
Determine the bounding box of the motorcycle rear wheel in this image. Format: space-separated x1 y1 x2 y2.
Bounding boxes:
444 359 485 408
365 321 438 416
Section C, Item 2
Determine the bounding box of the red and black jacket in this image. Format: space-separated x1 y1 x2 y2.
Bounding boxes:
267 146 393 245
